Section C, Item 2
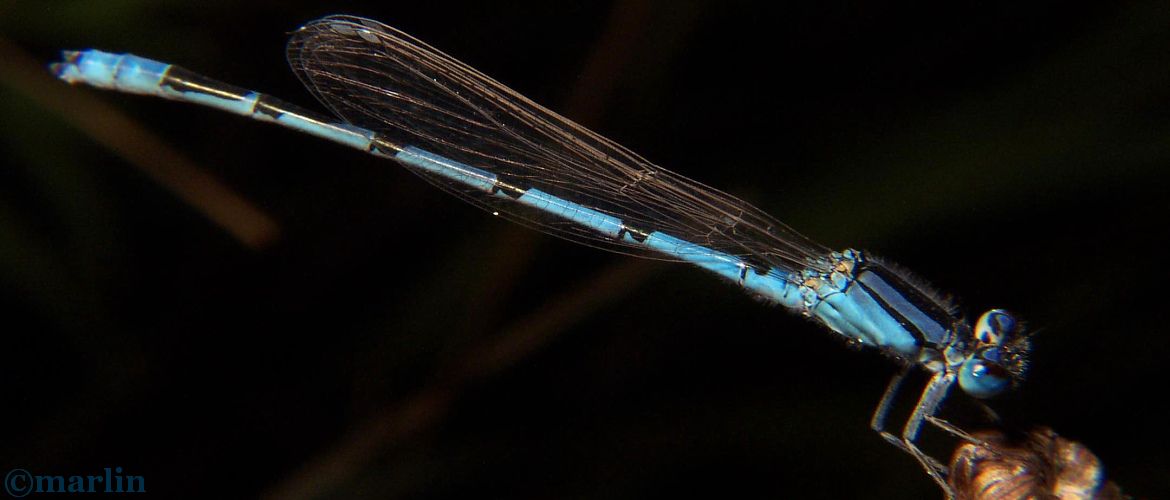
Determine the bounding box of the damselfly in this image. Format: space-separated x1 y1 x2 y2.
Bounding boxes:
51 15 1031 497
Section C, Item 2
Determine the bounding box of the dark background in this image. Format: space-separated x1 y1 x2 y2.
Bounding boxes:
2 1 1168 498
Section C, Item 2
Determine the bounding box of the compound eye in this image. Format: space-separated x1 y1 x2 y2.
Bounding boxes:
958 349 1011 399
974 309 1016 346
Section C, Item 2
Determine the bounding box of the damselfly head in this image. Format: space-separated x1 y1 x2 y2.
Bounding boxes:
958 309 1030 398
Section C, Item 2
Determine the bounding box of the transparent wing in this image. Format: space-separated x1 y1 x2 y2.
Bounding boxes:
287 15 830 272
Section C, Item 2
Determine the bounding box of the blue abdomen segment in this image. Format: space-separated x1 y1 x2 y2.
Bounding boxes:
395 146 499 194
394 145 806 310
53 50 378 152
642 232 804 309
53 50 170 94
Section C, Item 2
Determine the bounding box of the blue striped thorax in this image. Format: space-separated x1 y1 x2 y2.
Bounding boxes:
800 250 1028 398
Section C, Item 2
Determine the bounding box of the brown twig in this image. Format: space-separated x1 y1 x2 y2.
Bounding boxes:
949 427 1126 500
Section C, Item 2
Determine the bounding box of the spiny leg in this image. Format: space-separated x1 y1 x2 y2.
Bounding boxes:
871 370 948 472
900 372 958 498
870 370 959 497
